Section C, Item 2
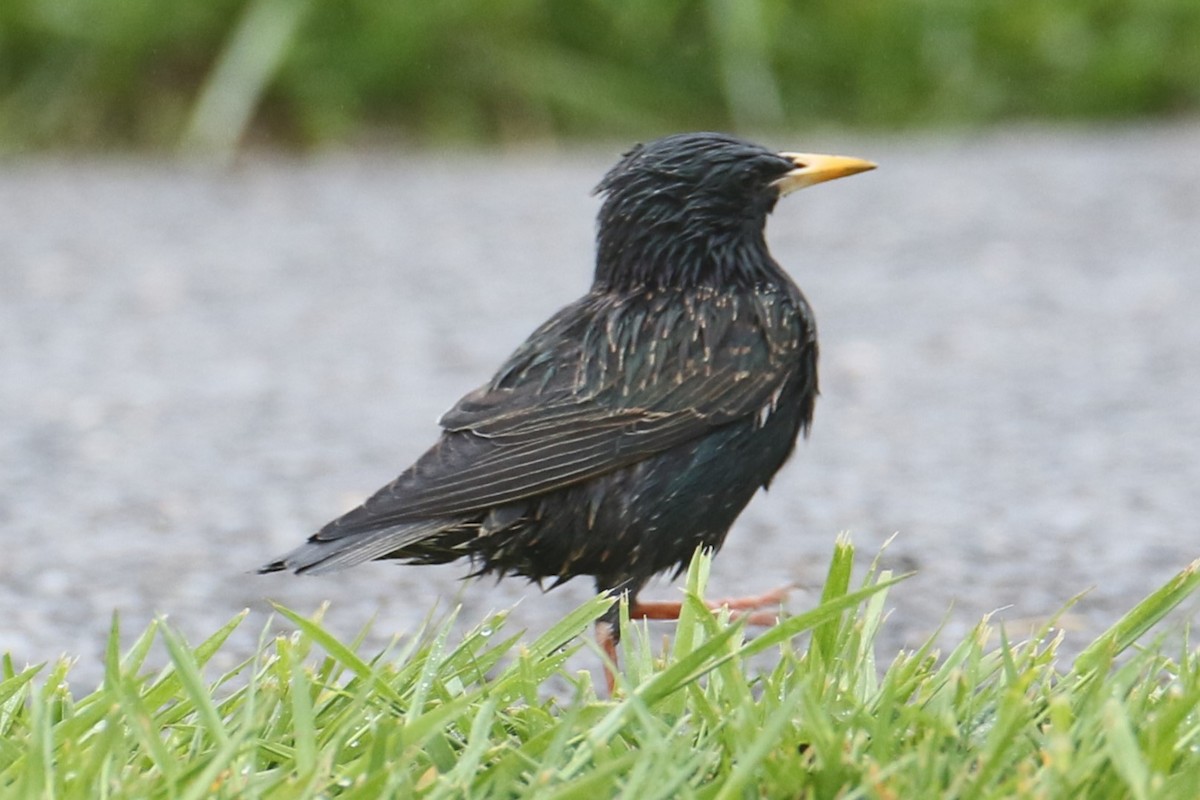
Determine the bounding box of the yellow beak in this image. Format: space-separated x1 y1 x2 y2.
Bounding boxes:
773 152 877 196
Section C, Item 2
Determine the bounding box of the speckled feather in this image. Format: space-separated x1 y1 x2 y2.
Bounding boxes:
261 132 820 611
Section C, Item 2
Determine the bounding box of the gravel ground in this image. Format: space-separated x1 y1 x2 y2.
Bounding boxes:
3 124 1199 689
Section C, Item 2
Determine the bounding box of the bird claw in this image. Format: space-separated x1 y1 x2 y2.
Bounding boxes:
709 582 797 615
597 582 795 695
730 608 783 626
628 581 796 623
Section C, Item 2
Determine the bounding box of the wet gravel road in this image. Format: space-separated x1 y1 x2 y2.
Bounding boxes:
3 124 1199 687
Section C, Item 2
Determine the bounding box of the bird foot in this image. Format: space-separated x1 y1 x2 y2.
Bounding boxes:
596 583 795 696
629 582 796 624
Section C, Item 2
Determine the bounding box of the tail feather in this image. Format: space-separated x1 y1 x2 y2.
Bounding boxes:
258 519 450 576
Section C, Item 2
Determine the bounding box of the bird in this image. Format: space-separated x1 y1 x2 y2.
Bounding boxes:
260 132 875 691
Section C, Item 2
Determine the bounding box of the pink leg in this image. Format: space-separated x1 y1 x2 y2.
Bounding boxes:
596 620 619 696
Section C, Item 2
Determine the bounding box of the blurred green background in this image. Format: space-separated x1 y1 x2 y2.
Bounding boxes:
2 0 1198 155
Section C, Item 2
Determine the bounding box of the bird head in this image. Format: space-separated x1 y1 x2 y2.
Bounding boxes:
593 132 874 290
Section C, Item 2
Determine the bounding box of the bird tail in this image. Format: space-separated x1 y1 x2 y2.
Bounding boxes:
258 519 450 576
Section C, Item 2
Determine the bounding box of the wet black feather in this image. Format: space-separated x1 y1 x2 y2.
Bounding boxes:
261 132 819 615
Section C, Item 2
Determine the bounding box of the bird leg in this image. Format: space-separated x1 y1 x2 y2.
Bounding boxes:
596 620 620 695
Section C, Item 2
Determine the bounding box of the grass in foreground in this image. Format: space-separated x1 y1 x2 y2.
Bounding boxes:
2 539 1199 798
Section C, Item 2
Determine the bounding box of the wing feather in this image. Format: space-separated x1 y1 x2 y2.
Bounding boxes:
314 287 812 538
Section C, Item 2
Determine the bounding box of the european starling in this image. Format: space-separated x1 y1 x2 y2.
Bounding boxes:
261 132 874 688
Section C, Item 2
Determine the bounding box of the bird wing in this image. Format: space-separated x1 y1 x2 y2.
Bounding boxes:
323 288 812 529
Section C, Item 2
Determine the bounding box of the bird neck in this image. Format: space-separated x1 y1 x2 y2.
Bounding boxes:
593 222 785 291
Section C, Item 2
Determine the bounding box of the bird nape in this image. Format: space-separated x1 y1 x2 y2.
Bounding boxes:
260 132 875 692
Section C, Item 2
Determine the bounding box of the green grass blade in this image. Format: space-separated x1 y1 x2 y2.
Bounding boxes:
1103 696 1150 800
0 664 41 708
526 593 616 662
182 0 312 159
713 687 804 800
272 603 406 706
289 656 318 774
811 533 856 662
159 621 232 749
740 573 911 659
1074 558 1200 679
